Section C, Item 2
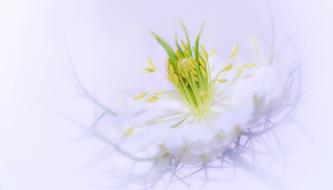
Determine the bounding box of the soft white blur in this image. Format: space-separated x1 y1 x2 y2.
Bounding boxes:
0 0 332 189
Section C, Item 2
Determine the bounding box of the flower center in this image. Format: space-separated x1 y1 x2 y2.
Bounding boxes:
135 24 257 118
152 24 213 116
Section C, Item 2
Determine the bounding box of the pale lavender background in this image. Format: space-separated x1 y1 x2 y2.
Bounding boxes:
0 0 332 189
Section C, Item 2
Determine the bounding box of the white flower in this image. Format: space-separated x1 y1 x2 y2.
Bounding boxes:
91 24 298 166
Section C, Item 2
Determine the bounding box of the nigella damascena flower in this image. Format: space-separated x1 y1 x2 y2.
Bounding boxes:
71 23 300 188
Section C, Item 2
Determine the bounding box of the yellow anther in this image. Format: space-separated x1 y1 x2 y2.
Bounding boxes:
144 58 156 73
242 63 256 68
200 66 206 77
216 79 227 83
123 127 134 137
178 67 186 79
167 75 173 83
189 60 196 69
191 70 198 76
200 63 206 70
144 68 155 73
199 90 206 97
191 73 198 82
199 57 206 67
133 92 148 100
202 72 207 79
222 64 233 72
230 44 239 58
172 74 179 86
146 96 159 103
200 47 209 60
236 68 243 78
186 57 192 65
176 49 183 59
168 64 175 74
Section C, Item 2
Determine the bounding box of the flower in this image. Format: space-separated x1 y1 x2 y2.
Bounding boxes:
90 24 296 166
71 23 300 186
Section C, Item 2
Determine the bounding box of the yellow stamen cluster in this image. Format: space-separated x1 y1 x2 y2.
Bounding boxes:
151 24 213 116
138 24 257 118
166 49 212 116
